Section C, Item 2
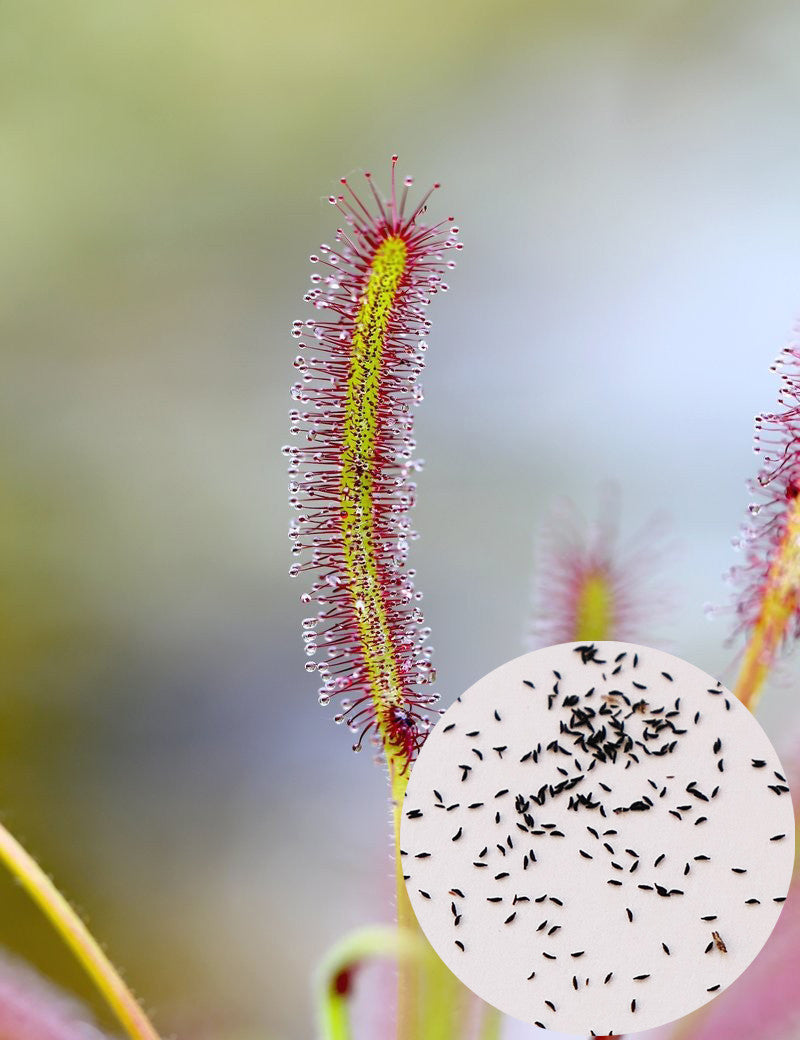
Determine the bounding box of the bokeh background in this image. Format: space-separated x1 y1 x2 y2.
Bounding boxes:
2 2 800 1038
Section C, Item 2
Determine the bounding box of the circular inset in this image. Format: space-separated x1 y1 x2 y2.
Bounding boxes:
401 642 795 1035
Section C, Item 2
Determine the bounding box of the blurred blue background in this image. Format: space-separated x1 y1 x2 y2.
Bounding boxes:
2 2 800 1038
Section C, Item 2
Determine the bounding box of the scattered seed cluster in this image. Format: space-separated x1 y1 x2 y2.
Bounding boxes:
401 642 795 1034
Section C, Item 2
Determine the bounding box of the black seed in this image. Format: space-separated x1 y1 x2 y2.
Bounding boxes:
579 850 593 859
419 890 430 899
713 738 722 754
662 943 670 955
406 809 423 819
745 898 761 905
604 972 613 984
705 942 713 953
631 998 637 1012
701 915 717 921
505 913 516 924
543 952 556 960
771 834 786 841
626 907 633 922
633 974 650 980
545 1000 556 1012
707 984 720 992
731 867 747 874
751 759 766 768
654 854 665 867
451 828 462 842
607 879 623 886
527 971 536 980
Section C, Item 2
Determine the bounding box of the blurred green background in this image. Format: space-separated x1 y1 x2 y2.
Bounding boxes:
2 2 800 1039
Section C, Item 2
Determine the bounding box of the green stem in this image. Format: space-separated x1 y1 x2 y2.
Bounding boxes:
391 764 422 1040
317 925 422 1040
478 1006 502 1040
0 821 161 1040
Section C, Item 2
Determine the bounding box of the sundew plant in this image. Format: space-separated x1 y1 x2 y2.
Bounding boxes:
288 161 800 1040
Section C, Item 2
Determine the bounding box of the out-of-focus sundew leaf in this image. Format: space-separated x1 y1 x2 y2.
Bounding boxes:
529 491 672 648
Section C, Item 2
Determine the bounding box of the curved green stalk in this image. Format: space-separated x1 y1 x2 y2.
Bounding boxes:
316 924 423 1040
0 821 161 1040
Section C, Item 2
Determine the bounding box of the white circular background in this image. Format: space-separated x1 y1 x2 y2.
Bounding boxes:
401 642 795 1035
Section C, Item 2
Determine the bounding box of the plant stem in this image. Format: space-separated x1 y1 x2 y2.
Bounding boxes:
317 925 422 1040
0 821 161 1040
390 764 421 1040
